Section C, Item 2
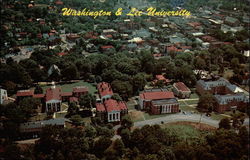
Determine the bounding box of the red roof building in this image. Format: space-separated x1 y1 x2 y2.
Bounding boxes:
96 99 128 123
139 91 179 114
72 86 88 98
173 82 191 98
100 45 114 52
55 0 63 5
154 75 171 84
97 82 113 100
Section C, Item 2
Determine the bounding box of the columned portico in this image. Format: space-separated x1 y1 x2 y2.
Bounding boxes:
108 112 120 122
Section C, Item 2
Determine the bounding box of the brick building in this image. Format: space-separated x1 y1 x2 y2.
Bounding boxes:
96 82 128 123
96 99 128 123
16 83 89 113
139 90 179 114
173 82 191 98
196 77 249 113
97 82 113 101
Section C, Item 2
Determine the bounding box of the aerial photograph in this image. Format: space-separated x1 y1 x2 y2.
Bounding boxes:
0 0 249 159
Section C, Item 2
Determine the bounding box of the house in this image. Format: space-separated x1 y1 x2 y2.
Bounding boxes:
97 82 113 101
96 99 128 123
55 0 63 5
139 90 179 114
100 45 115 53
0 88 8 104
224 16 239 27
48 64 61 77
196 77 249 113
153 75 171 85
172 82 191 98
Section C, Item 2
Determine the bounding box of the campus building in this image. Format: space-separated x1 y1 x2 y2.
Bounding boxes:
16 83 89 113
96 82 128 123
196 77 249 113
139 90 179 114
172 82 191 98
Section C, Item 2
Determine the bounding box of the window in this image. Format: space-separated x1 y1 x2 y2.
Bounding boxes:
109 114 112 120
116 113 118 119
113 114 115 120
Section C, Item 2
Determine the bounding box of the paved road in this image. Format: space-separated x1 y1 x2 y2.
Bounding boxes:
134 113 220 128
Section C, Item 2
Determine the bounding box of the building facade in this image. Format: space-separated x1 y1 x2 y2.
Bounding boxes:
139 91 179 115
96 82 128 123
173 82 191 98
16 83 89 113
196 77 249 113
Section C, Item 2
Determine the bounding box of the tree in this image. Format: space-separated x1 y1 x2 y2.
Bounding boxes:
79 93 96 109
231 58 239 70
19 97 41 119
66 102 79 117
219 118 231 129
121 115 133 129
70 115 84 126
197 92 215 113
131 73 147 92
111 93 123 101
93 137 112 158
113 139 125 157
34 85 43 94
61 64 79 80
111 80 133 100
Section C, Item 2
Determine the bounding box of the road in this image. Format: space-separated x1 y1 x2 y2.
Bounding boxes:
114 113 250 130
134 113 219 128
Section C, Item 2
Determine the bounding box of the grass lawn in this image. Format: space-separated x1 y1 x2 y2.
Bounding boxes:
161 124 204 144
179 105 198 112
210 112 226 120
38 81 97 94
55 112 67 118
190 92 199 99
185 100 199 105
179 101 186 105
126 100 137 110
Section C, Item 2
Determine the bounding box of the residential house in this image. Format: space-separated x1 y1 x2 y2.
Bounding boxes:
224 16 239 27
172 82 191 98
139 90 179 114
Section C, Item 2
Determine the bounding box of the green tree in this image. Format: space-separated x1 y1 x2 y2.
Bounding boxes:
197 92 215 113
79 93 96 109
34 85 43 94
70 115 84 126
219 118 231 129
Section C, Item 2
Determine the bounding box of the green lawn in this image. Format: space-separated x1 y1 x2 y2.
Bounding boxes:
38 81 97 94
185 100 199 105
162 124 204 144
210 112 226 121
179 105 198 112
190 92 199 99
126 100 137 110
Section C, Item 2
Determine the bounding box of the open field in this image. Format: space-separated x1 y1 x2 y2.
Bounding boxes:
36 81 97 94
161 121 217 131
